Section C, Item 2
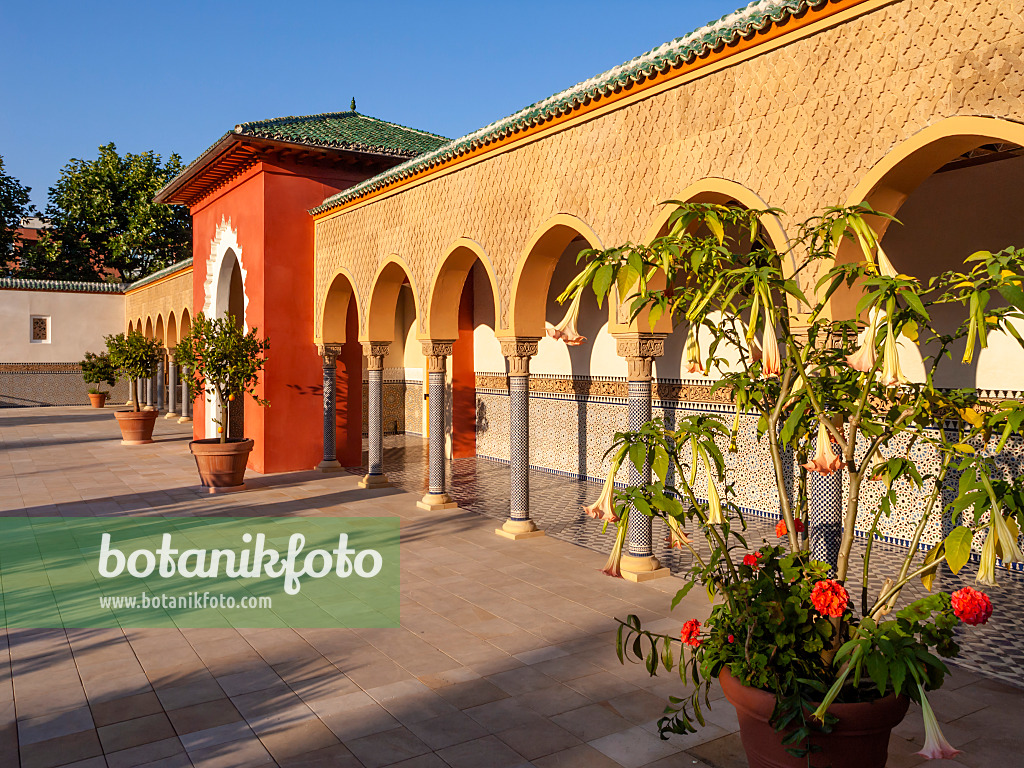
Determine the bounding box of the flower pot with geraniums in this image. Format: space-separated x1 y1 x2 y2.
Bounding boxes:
105 331 162 444
557 202 1024 766
175 312 269 493
80 350 117 408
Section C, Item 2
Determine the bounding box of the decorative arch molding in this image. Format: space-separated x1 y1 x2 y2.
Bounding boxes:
508 214 604 338
316 267 362 345
203 217 250 329
365 255 421 342
425 238 502 339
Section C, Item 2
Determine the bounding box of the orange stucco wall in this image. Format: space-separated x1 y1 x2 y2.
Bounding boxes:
189 160 366 474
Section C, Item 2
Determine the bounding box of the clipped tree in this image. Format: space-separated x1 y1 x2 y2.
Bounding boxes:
0 154 34 269
20 143 190 282
105 332 162 411
174 313 269 443
80 351 117 394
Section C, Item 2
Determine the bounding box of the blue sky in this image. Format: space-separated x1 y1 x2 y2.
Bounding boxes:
2 0 742 209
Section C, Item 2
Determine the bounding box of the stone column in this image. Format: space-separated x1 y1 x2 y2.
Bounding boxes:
156 357 165 411
317 345 343 472
146 376 155 410
165 354 178 419
178 369 192 423
359 342 392 489
417 340 458 510
125 379 135 407
496 338 544 540
809 471 843 573
616 334 671 582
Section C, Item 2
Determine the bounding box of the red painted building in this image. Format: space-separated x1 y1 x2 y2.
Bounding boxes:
155 109 448 473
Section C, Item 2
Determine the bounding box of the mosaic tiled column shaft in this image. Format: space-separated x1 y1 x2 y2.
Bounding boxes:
417 341 457 510
317 345 342 472
497 338 543 540
165 358 178 418
359 342 392 489
809 470 843 574
178 369 192 424
156 358 165 411
616 334 670 582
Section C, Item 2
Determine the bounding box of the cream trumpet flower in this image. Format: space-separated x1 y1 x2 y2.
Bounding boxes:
698 449 723 524
976 528 998 586
583 463 619 523
601 513 628 578
665 515 692 549
878 322 909 388
915 682 962 760
683 324 703 374
876 243 899 279
847 306 884 373
760 317 781 378
545 289 586 346
992 510 1023 564
801 421 845 475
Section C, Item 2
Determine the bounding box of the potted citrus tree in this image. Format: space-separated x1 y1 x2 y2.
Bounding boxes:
561 202 1024 767
105 331 162 443
80 350 117 408
175 312 269 493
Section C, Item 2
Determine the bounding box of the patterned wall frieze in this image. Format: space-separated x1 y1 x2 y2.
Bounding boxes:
473 372 734 405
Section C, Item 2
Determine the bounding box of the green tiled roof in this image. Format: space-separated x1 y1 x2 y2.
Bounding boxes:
0 277 124 293
235 110 449 157
126 258 193 291
311 0 814 215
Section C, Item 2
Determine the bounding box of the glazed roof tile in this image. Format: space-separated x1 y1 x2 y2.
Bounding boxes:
311 0 815 215
0 277 124 293
125 258 193 292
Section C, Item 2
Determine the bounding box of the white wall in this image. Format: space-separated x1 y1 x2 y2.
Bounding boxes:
0 288 125 363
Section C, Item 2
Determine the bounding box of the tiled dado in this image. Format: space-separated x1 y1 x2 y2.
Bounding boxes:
476 373 733 404
359 378 411 436
0 364 131 408
473 374 1024 565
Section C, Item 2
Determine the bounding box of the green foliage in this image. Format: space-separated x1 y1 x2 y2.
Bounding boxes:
0 155 35 267
17 143 190 282
175 313 269 442
105 332 162 412
80 351 117 392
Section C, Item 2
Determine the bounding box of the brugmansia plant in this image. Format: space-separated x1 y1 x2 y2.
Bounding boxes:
105 332 162 411
558 201 1024 762
174 312 269 443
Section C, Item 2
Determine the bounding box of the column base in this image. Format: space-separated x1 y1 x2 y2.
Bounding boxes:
495 518 545 540
358 473 392 489
619 554 671 583
417 492 457 510
163 411 179 419
177 416 192 424
317 460 343 472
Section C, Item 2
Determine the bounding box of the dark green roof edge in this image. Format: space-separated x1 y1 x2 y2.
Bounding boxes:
311 0 815 215
126 258 193 291
0 277 125 293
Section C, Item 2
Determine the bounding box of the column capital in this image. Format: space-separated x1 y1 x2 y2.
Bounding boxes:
361 341 391 371
317 343 344 365
614 333 667 381
421 340 454 373
500 337 540 377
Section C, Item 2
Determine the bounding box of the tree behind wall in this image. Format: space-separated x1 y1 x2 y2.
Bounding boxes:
0 155 34 271
18 143 191 282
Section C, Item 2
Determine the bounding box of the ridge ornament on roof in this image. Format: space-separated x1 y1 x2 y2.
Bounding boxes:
310 0 854 216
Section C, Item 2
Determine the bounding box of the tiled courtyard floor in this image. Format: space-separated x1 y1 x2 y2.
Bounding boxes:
0 407 1019 768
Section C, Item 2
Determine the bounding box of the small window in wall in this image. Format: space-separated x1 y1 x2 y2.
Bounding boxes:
30 315 50 343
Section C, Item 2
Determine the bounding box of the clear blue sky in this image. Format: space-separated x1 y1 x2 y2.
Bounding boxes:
2 0 743 209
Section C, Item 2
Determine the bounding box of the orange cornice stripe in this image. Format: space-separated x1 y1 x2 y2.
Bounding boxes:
314 0 872 222
124 266 193 296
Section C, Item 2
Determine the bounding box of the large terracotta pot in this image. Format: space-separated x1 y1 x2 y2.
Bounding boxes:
114 410 159 445
719 667 909 768
190 438 254 493
88 392 107 408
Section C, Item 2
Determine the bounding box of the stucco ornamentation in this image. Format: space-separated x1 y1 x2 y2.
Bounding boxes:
317 343 344 365
204 216 248 328
362 342 391 371
500 338 540 377
615 335 666 381
421 340 455 372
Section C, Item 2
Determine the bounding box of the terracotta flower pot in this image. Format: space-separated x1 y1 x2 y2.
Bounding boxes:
190 438 254 493
719 667 909 768
114 410 159 445
88 392 107 408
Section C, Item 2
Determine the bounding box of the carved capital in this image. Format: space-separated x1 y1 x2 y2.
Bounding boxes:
615 334 666 381
500 337 540 377
362 341 391 371
421 340 454 373
317 343 344 366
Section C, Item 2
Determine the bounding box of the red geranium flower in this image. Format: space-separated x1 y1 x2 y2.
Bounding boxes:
951 587 993 625
810 579 849 617
775 519 805 537
742 553 760 570
680 619 702 647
